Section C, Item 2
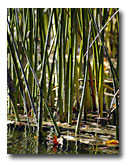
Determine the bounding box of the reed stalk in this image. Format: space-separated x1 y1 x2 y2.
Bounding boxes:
38 8 53 139
7 8 119 140
75 20 92 134
7 19 38 124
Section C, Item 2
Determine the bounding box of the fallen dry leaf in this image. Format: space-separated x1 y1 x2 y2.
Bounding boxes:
104 139 119 145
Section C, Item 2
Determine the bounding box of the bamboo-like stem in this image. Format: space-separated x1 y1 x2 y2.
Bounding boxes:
38 8 54 140
88 61 97 111
15 9 40 88
44 98 61 137
89 9 119 137
75 20 92 134
7 19 38 124
47 26 59 101
84 9 119 62
58 9 64 122
7 69 20 121
68 8 74 124
8 32 31 121
28 8 34 96
7 8 119 141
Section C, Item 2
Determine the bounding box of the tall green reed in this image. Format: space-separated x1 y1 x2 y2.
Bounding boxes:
7 8 119 140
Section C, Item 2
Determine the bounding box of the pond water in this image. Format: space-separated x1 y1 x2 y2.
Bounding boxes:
7 123 119 154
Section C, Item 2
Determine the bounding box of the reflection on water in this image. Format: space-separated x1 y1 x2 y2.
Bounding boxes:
7 124 119 154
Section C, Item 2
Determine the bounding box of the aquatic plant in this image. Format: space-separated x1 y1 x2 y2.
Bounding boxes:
7 8 119 140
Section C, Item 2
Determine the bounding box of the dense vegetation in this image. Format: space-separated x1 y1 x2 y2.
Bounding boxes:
7 8 119 141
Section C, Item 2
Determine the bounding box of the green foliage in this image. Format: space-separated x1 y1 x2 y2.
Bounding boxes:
7 8 119 140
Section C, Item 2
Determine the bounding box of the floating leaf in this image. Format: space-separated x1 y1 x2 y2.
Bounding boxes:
53 135 58 145
34 136 38 139
104 139 119 145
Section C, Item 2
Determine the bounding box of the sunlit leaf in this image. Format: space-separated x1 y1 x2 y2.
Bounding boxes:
34 136 38 139
52 135 58 145
104 139 119 145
